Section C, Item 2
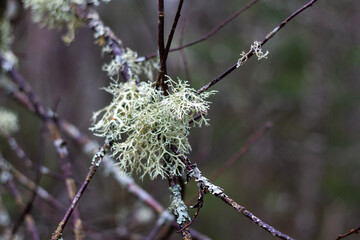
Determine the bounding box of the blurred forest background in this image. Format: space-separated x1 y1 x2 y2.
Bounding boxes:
1 0 360 239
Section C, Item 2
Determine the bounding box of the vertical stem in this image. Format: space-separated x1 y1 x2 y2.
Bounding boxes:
163 0 184 64
157 0 168 92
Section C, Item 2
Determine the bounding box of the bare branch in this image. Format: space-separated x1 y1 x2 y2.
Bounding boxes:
51 139 113 240
336 226 360 240
0 51 85 238
196 0 318 94
211 121 273 181
146 0 259 59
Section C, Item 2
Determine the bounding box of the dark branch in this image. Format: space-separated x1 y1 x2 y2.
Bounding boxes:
336 226 360 240
146 0 259 59
51 139 113 240
196 0 318 94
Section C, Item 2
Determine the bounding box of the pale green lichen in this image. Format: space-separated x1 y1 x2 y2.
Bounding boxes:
0 108 19 136
91 77 215 179
237 41 269 68
0 17 17 70
103 48 159 82
0 18 12 52
169 184 191 224
22 0 84 43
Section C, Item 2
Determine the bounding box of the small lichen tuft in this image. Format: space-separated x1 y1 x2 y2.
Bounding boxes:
91 77 215 179
102 48 159 82
237 41 269 68
0 108 19 136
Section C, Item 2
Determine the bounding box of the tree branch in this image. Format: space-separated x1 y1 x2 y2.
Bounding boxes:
145 0 259 59
196 0 318 94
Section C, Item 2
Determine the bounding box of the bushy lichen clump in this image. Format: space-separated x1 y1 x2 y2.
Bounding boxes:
0 108 19 136
91 78 215 179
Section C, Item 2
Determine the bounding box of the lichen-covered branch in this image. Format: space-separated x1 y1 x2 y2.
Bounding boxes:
0 51 85 239
170 145 294 240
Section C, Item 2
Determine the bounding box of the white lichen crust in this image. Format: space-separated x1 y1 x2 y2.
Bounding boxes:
91 77 215 179
0 108 19 136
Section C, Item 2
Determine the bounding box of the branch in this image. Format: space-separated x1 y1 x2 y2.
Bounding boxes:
171 146 294 240
51 139 113 240
71 4 131 81
210 121 273 181
336 226 360 240
0 52 85 238
163 0 185 64
0 51 212 240
0 152 40 240
196 0 318 94
12 128 46 237
145 0 259 59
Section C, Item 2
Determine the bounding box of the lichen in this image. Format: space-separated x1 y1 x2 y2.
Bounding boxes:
91 77 215 179
102 48 159 82
0 108 19 136
237 41 269 68
0 18 12 52
169 184 191 224
0 17 17 70
22 0 84 43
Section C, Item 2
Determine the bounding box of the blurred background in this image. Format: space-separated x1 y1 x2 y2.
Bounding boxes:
1 0 359 239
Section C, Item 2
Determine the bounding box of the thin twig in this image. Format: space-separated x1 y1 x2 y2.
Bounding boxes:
163 0 185 64
179 20 191 81
156 0 169 92
336 226 360 240
51 139 113 240
0 52 85 239
196 0 318 94
145 211 174 240
0 152 40 240
177 183 205 232
71 4 131 81
146 0 259 59
211 121 273 181
12 127 46 236
11 164 67 212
